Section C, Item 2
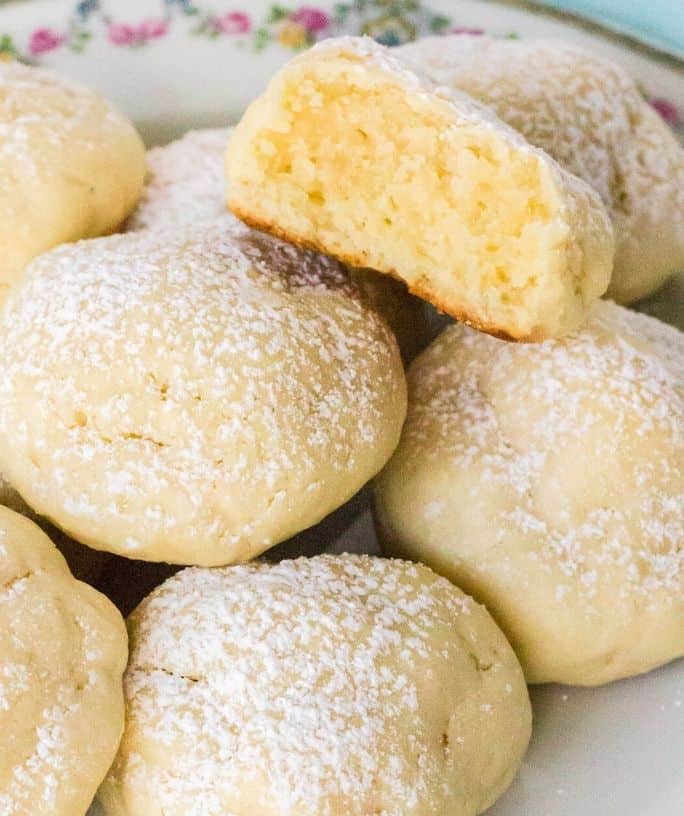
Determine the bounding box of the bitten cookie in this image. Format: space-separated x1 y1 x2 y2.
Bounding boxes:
0 62 145 297
0 506 127 816
0 221 406 565
226 36 613 341
398 36 684 304
98 554 531 816
128 126 430 361
375 301 683 685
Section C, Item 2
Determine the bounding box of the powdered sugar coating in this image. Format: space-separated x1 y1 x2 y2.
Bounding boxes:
0 506 127 816
0 61 145 293
125 128 234 233
376 301 683 684
127 126 433 361
0 220 405 565
0 61 124 171
398 36 684 302
98 554 531 816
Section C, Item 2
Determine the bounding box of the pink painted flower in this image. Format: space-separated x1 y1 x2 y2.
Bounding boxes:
651 98 679 127
218 11 251 35
137 18 169 40
108 23 138 46
451 26 484 36
28 27 66 55
291 6 330 34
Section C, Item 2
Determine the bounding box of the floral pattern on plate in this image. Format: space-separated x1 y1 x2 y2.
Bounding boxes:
1 0 467 56
0 0 679 126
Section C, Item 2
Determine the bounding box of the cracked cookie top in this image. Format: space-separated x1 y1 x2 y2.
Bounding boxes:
0 219 406 565
98 554 531 816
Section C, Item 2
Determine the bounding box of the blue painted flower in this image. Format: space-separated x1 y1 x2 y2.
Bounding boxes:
75 0 99 21
164 0 199 14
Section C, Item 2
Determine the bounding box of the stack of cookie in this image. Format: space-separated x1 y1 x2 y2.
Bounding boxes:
0 34 681 816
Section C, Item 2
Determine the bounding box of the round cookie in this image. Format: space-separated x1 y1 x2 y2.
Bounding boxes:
128 127 430 362
227 36 614 341
0 220 406 565
0 61 145 297
0 506 127 816
375 301 684 685
98 554 531 816
398 36 684 304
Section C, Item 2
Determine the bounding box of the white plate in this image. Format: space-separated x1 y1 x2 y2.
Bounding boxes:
0 1 681 814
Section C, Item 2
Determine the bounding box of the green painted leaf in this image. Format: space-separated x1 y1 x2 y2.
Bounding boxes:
254 27 270 51
334 3 350 23
267 6 290 23
429 15 451 33
0 33 18 57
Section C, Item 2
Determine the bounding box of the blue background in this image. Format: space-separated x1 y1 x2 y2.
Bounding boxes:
532 0 684 58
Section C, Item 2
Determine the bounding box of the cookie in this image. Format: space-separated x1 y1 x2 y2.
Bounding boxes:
98 555 531 816
226 36 613 341
0 221 406 565
375 301 683 685
128 126 429 361
399 36 684 304
0 61 145 298
0 506 127 815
